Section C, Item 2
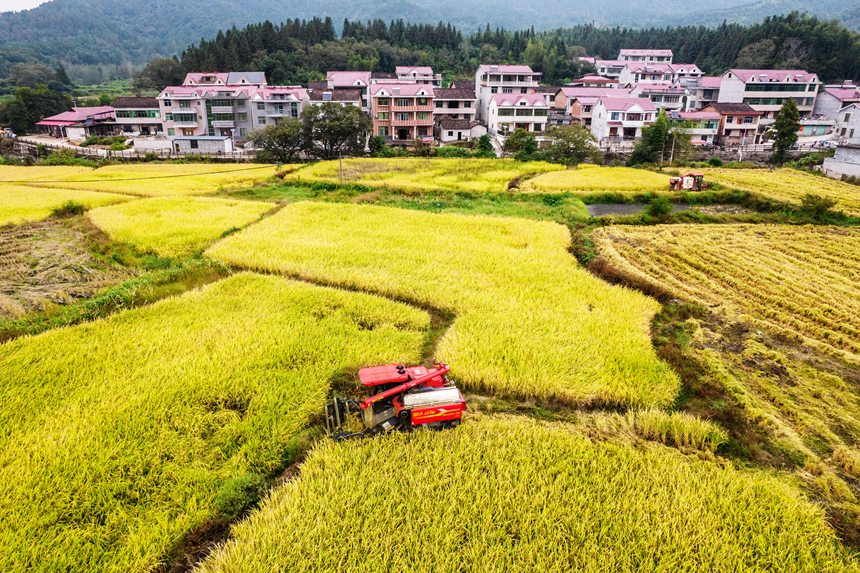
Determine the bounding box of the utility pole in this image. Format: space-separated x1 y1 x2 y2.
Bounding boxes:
669 132 676 167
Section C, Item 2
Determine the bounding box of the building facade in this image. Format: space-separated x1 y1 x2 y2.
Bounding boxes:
474 65 540 122
618 49 673 63
433 88 477 122
718 69 820 119
249 86 309 137
590 97 657 142
701 102 763 144
487 93 549 135
396 66 442 86
371 84 435 144
112 97 161 135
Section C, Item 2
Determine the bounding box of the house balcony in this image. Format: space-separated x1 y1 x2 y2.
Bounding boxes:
389 119 434 127
481 80 539 87
211 120 235 128
387 105 434 113
267 110 297 117
172 120 198 128
172 106 195 113
210 106 234 113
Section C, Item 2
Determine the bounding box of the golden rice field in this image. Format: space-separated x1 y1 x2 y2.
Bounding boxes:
282 158 565 193
523 165 670 194
30 163 278 197
88 197 275 257
705 168 860 215
0 165 93 182
592 224 860 363
0 274 428 572
0 185 130 226
198 417 858 573
207 202 678 407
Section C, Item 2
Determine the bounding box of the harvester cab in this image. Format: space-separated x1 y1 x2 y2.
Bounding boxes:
325 363 465 440
669 173 709 191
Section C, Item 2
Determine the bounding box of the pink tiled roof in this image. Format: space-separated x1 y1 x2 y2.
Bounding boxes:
668 64 701 73
678 111 720 120
256 87 307 100
824 88 860 100
700 77 722 88
620 49 673 56
41 106 115 122
578 57 596 64
183 73 229 85
577 75 615 82
371 84 435 97
728 69 818 83
478 64 537 74
634 83 689 93
492 93 547 106
626 63 674 73
596 60 626 67
158 86 260 98
396 66 434 75
599 97 657 112
573 97 600 105
560 87 633 98
326 71 372 86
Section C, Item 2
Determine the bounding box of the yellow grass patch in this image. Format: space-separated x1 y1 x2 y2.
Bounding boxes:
88 196 275 257
0 185 130 226
0 274 428 572
198 417 858 573
0 165 93 182
206 202 678 407
282 158 565 193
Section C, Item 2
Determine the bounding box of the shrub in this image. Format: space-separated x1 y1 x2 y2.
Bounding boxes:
436 146 472 158
707 156 724 167
647 196 673 217
51 200 85 217
214 473 270 521
144 152 158 162
800 193 838 218
41 149 98 168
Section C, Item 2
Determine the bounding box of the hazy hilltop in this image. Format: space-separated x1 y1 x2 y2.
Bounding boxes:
1 0 859 76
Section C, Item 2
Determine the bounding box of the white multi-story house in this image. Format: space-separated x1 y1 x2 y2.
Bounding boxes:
590 97 657 142
595 60 627 80
630 84 693 111
308 89 363 108
669 110 720 145
718 69 820 120
813 84 860 118
474 65 540 122
249 86 309 136
396 66 442 86
487 93 549 135
553 87 635 126
681 77 721 110
835 103 860 140
433 87 477 121
112 97 161 136
618 63 703 86
618 49 673 64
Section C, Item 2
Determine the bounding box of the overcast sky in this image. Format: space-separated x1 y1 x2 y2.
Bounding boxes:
0 0 49 12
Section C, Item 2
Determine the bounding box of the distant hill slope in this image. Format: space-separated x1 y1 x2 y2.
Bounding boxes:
1 0 859 73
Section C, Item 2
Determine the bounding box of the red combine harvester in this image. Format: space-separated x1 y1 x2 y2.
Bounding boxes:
325 363 465 440
669 173 710 191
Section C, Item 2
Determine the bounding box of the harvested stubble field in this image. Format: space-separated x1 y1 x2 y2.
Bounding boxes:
704 168 860 215
197 417 858 573
0 184 130 225
522 165 670 194
592 224 860 364
0 274 428 573
88 196 275 257
0 220 130 319
207 202 678 407
30 164 278 197
282 158 565 193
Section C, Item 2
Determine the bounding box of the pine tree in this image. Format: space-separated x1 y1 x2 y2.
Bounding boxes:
771 98 801 164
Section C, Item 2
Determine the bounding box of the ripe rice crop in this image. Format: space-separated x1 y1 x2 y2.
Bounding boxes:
88 196 275 257
0 184 130 225
33 163 278 197
206 202 678 407
592 224 860 363
282 158 565 193
524 165 670 194
0 273 428 572
198 417 857 573
0 165 93 182
705 168 860 215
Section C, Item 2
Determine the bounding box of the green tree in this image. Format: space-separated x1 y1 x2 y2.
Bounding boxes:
473 134 495 157
368 135 386 155
502 128 531 153
246 119 304 163
771 98 801 164
301 103 371 160
545 125 603 165
0 84 71 134
132 58 185 92
55 65 73 87
628 110 669 166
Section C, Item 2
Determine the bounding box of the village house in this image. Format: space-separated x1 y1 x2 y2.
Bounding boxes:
487 93 548 135
371 84 435 144
718 69 820 120
701 102 763 144
566 75 619 88
669 110 720 145
433 87 477 122
590 97 657 142
112 97 160 136
618 49 673 64
396 66 442 86
553 87 634 126
308 88 363 108
682 77 721 110
833 103 860 140
618 63 703 86
630 84 692 111
249 86 310 136
36 106 117 141
435 118 486 143
158 85 256 141
326 71 372 111
812 84 860 118
528 86 562 106
595 60 627 80
474 65 540 123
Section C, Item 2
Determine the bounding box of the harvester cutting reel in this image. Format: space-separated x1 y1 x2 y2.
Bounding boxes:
325 363 465 440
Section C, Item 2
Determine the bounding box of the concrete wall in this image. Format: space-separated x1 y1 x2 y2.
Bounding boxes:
823 156 860 178
813 92 845 118
717 74 746 103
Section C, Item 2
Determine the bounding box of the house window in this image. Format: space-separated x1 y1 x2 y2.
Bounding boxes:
533 109 547 117
846 113 852 123
843 127 848 136
726 117 733 123
491 87 498 93
258 117 266 124
743 116 753 124
163 99 172 106
190 140 198 149
610 112 620 120
257 103 265 110
436 101 444 108
237 113 247 121
165 114 174 121
236 99 245 107
852 129 856 138
378 98 389 106
378 112 389 120
182 128 194 136
417 98 428 106
397 113 410 121
503 87 513 93
515 109 533 116
417 127 428 137
464 101 471 107
239 128 247 137
379 126 388 136
498 109 514 116
417 112 428 120
396 99 410 107
167 128 175 136
448 131 454 136
627 113 643 121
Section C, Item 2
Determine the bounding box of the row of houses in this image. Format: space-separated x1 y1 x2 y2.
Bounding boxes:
34 50 849 152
